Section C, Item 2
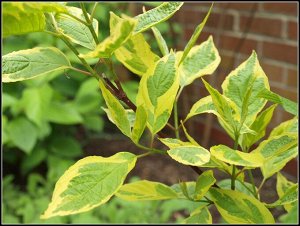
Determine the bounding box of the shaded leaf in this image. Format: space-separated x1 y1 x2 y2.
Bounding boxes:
6 117 37 154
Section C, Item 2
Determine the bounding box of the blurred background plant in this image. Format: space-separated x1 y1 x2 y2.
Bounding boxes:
2 2 183 223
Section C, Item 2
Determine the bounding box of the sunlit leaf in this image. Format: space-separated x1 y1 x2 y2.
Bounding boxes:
179 4 213 65
80 12 136 58
116 180 178 201
137 52 179 134
99 79 131 137
2 47 71 82
41 152 137 218
194 170 216 200
211 145 264 167
178 36 220 87
114 33 159 76
277 172 297 212
55 6 98 50
266 184 298 208
134 2 183 33
3 2 67 37
257 88 298 116
183 205 212 223
209 188 275 223
167 145 210 166
222 51 270 126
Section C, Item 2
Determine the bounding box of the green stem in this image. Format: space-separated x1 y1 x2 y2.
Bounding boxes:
174 101 179 139
59 35 100 80
257 178 266 193
135 143 166 155
90 2 98 21
231 138 239 190
64 13 88 26
174 86 184 139
248 169 258 199
137 152 152 159
70 67 92 76
80 3 99 44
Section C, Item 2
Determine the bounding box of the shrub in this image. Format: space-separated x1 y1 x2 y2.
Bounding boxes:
2 2 298 224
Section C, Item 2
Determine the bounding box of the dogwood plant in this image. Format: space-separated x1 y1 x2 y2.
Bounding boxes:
2 2 298 223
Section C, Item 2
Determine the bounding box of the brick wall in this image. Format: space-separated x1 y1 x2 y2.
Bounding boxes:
172 2 298 145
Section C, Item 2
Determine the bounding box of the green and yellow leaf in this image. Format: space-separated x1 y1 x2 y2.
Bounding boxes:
270 117 298 137
131 104 147 143
2 2 67 37
167 145 210 166
202 79 240 138
266 184 298 208
178 36 220 87
159 138 193 149
55 6 98 50
217 179 257 198
194 170 216 200
80 12 136 58
116 180 178 201
137 52 179 134
211 145 264 167
41 152 137 219
209 188 275 223
183 205 212 224
2 47 71 82
99 79 131 137
261 146 298 179
134 2 183 33
277 172 297 212
185 95 219 121
114 33 159 76
240 104 277 151
151 26 169 56
257 88 298 116
179 4 213 65
222 51 270 126
252 133 298 159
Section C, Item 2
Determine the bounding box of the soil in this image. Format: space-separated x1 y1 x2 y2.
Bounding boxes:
83 132 297 223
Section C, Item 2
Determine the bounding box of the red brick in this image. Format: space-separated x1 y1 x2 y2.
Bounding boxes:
180 10 234 30
260 62 284 83
271 86 297 102
227 3 258 11
263 3 297 16
206 12 234 30
217 52 236 74
219 34 258 55
287 68 298 88
240 16 282 37
288 21 297 40
262 42 297 64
